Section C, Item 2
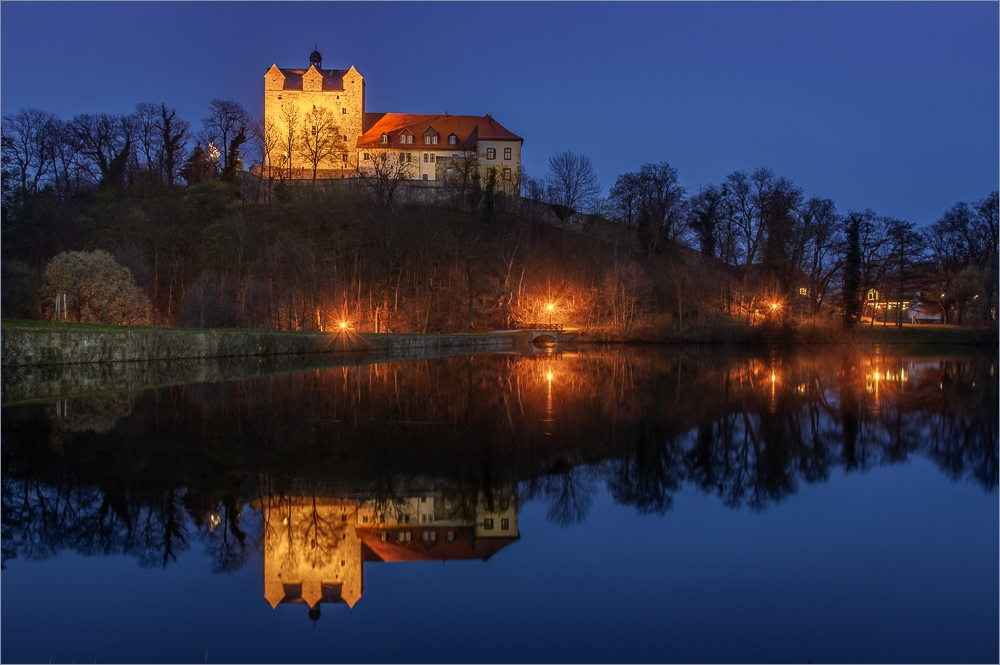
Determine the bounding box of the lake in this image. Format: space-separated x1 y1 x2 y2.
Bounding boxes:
2 344 997 663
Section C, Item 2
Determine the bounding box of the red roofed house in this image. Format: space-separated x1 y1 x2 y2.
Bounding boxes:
263 49 522 187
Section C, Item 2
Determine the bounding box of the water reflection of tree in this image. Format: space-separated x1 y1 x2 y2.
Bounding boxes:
2 347 995 570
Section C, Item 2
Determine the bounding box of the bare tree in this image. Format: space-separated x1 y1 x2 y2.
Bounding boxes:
249 118 281 200
158 104 189 187
687 184 726 258
723 167 803 304
201 98 253 173
798 197 843 318
68 113 136 189
1 108 58 197
609 171 642 229
297 107 343 181
133 103 162 183
635 162 687 256
355 147 417 208
545 150 601 229
279 104 300 181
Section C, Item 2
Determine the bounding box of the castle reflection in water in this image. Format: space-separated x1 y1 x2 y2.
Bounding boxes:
259 491 518 616
1 345 995 620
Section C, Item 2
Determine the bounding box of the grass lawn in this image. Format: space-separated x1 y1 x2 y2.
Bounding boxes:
855 323 997 345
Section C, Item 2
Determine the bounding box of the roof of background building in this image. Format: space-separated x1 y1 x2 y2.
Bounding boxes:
275 67 349 92
358 113 522 149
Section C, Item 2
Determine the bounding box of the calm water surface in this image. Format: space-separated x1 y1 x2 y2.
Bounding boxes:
2 345 997 663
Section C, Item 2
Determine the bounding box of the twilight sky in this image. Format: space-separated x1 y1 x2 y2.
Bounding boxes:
2 2 996 227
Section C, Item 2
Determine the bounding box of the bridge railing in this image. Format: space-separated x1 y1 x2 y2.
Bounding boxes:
518 323 564 332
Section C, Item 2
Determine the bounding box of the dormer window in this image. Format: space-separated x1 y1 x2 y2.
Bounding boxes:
423 127 439 145
448 134 458 145
399 130 413 144
380 133 388 144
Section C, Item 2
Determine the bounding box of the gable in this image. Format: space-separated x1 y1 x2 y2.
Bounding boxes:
265 64 285 91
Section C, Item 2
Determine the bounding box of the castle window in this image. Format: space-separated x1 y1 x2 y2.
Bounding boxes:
448 134 457 145
424 136 431 145
501 518 509 530
363 153 369 160
799 287 808 296
422 174 428 181
504 147 512 160
502 167 511 180
343 135 347 142
342 108 347 115
429 155 435 163
432 136 438 144
486 148 496 160
342 153 348 163
380 133 388 144
423 153 428 163
484 518 494 531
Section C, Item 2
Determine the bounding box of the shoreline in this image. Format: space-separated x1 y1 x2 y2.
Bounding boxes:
0 321 532 367
1 320 995 368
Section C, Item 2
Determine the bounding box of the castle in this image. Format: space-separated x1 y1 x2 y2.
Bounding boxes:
262 48 523 186
259 491 519 619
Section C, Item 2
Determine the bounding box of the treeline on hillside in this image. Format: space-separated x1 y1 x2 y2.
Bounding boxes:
2 102 997 334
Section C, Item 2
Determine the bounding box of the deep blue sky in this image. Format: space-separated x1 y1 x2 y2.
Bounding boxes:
2 2 996 227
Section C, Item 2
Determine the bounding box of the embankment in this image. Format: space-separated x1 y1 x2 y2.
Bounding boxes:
1 322 531 367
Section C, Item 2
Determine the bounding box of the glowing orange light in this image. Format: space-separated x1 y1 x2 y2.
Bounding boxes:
340 322 348 330
546 303 554 312
547 372 554 381
770 302 780 311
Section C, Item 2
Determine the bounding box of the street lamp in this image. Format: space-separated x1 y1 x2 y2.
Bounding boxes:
546 303 554 326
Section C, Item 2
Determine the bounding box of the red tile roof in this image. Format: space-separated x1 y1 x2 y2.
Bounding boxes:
276 67 349 92
358 528 518 563
357 113 522 149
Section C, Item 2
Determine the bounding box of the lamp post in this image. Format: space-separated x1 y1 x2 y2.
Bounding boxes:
546 303 554 326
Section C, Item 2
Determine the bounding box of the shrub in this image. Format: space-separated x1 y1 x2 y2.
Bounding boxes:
42 250 152 324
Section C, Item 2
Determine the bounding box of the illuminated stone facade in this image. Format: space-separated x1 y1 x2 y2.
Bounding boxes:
262 49 522 184
260 490 519 617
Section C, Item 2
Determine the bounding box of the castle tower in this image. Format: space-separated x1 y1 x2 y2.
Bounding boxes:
262 48 366 179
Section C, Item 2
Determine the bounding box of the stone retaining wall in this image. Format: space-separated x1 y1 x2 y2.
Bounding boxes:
1 328 531 367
